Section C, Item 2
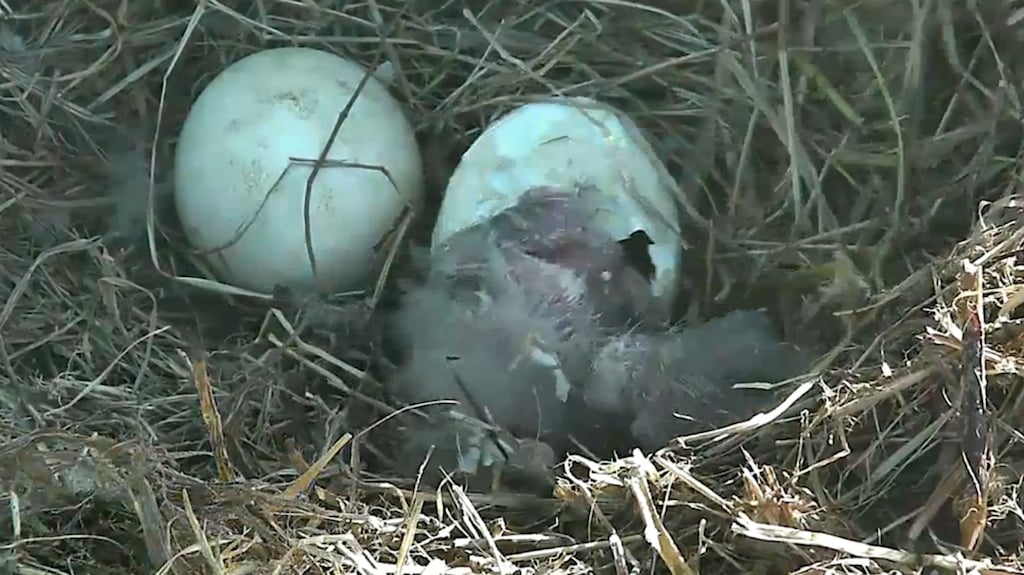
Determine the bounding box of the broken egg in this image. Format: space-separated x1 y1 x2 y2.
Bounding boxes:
174 47 424 294
433 97 683 302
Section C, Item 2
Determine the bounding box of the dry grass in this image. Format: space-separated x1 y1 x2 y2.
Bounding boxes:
2 0 1024 573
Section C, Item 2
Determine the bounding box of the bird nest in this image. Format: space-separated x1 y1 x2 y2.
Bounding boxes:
2 1 1024 573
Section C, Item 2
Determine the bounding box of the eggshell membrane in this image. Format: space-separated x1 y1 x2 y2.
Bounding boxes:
433 97 682 300
174 47 423 294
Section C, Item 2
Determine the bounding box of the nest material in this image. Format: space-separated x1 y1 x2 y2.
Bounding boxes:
2 1 1024 573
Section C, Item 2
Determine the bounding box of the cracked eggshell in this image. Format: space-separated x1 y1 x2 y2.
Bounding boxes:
174 47 423 294
432 97 683 301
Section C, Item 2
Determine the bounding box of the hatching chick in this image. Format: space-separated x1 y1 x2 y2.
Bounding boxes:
391 186 664 443
390 240 600 444
439 185 669 328
585 309 813 451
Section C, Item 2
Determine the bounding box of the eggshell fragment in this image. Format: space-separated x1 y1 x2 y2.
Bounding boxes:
174 47 424 294
433 97 682 301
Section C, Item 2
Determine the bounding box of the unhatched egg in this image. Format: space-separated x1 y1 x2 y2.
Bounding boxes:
174 47 423 294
